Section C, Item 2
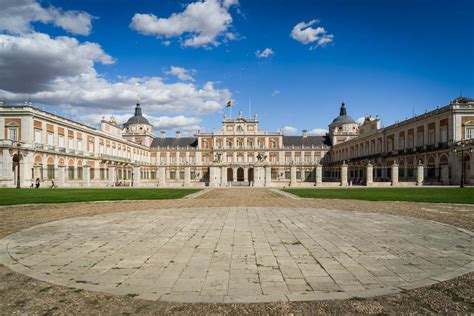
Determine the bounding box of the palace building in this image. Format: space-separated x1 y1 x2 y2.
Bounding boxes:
0 96 473 188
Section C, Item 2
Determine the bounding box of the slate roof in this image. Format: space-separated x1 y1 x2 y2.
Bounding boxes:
151 137 198 148
282 135 330 147
123 102 151 128
331 115 356 125
123 115 151 127
330 101 356 125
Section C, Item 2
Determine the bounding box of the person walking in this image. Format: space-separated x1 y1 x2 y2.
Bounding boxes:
35 178 40 189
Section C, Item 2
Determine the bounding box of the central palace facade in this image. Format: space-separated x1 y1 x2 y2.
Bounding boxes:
1 97 473 188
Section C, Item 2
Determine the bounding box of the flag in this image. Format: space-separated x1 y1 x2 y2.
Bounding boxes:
226 100 232 107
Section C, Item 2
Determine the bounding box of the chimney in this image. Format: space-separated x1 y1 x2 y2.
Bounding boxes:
302 129 308 138
160 131 165 139
176 131 181 139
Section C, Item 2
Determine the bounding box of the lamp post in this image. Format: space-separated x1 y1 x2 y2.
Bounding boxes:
453 141 473 188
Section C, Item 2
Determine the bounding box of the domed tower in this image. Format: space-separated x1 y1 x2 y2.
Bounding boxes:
328 101 359 145
123 99 154 146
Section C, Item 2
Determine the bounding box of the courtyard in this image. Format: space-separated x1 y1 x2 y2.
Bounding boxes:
0 188 473 314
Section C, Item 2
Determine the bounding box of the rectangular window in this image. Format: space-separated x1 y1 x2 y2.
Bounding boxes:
77 140 83 151
399 137 405 149
59 135 65 148
35 129 42 143
100 168 105 180
47 132 54 145
8 128 18 141
428 129 435 144
90 168 95 180
440 126 448 143
466 127 474 140
416 132 424 146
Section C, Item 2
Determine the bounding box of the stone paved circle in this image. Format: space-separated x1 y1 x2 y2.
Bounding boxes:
0 207 473 303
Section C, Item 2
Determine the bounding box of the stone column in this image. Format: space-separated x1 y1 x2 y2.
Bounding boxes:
340 163 348 187
440 165 449 185
254 166 263 187
366 163 373 186
244 167 248 182
158 166 166 186
391 163 399 186
83 165 91 187
133 165 141 187
289 165 297 186
264 165 271 186
57 166 66 187
417 161 424 186
232 168 237 182
184 165 191 187
220 166 227 187
209 165 220 187
315 164 322 186
108 165 116 186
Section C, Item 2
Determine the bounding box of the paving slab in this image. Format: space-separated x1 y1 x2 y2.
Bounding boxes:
0 206 472 303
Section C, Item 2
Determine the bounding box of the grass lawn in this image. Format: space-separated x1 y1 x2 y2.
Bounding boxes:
0 188 201 206
284 187 474 204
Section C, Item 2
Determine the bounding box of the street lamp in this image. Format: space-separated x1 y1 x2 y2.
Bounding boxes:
453 141 473 188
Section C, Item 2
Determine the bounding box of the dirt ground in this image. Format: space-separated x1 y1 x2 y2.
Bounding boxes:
0 188 473 315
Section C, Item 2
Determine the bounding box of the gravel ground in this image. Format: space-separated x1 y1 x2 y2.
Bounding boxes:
0 188 473 315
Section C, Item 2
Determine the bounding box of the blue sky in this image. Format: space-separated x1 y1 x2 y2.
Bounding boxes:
1 0 473 135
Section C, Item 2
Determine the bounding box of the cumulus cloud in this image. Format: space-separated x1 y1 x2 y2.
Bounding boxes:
290 19 334 49
146 115 201 132
281 126 298 135
0 0 232 128
271 90 280 96
309 128 328 136
78 113 202 134
130 0 239 48
0 33 113 93
356 116 365 125
255 48 274 58
0 0 94 35
166 66 195 81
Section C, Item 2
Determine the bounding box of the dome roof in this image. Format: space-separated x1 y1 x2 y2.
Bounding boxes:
330 102 356 125
123 101 151 128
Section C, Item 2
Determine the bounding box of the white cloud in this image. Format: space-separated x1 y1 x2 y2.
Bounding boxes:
0 0 94 35
271 90 280 96
77 113 202 135
255 48 274 58
0 0 232 123
309 128 328 136
0 32 113 93
130 0 239 48
146 115 201 132
290 19 334 49
166 66 195 81
356 116 365 125
0 34 231 114
281 126 298 135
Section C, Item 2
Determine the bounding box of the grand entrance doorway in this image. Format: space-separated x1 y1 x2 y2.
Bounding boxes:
237 167 244 182
227 168 233 182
